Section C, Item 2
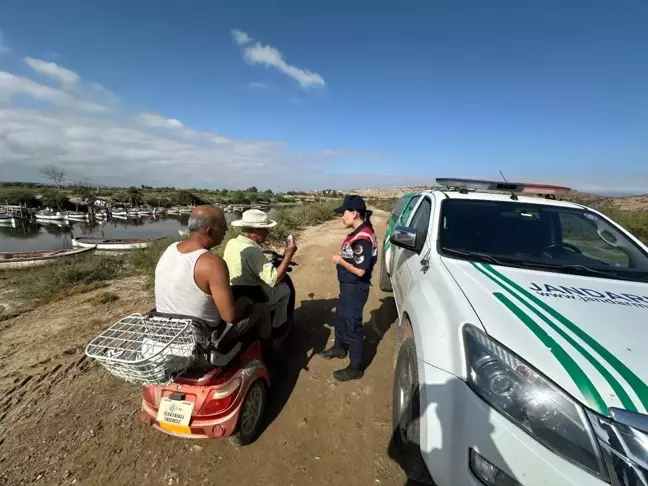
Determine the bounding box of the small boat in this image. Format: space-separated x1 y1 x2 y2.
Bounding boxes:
35 210 65 221
112 207 128 216
95 210 109 219
72 236 164 250
0 219 17 228
178 229 189 237
0 246 96 269
153 207 167 215
64 211 89 221
166 207 182 214
138 205 154 215
0 212 15 225
127 208 140 216
112 214 128 220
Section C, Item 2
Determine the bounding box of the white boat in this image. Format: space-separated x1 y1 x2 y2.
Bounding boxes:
72 236 164 251
153 207 167 215
95 210 109 219
166 207 182 214
0 246 96 269
0 219 17 228
0 212 15 224
112 214 128 220
64 211 89 221
178 229 189 237
112 207 128 216
127 208 140 216
35 210 65 221
138 205 154 215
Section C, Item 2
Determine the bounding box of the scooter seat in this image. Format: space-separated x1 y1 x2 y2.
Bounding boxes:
146 310 242 368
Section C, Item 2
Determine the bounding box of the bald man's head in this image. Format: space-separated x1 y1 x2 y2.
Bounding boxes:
187 205 228 248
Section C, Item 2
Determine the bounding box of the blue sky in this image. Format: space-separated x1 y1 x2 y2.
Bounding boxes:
0 0 647 192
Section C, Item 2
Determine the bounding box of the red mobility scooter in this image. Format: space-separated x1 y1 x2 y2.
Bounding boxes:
86 251 295 445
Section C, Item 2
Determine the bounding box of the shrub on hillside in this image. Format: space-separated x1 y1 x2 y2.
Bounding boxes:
600 208 648 244
0 189 41 207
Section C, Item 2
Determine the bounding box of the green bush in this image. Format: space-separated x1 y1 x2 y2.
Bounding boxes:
40 189 70 209
169 190 208 206
367 198 399 213
270 200 340 241
599 208 648 244
0 188 41 207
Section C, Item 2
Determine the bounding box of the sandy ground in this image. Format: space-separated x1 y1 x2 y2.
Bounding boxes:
0 211 412 486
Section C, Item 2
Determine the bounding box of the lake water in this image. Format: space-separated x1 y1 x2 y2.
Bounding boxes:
0 211 267 253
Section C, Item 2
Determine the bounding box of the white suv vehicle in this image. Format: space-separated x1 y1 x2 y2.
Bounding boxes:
384 178 648 486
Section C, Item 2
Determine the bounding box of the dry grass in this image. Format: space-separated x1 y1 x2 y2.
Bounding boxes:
90 291 120 305
5 255 126 307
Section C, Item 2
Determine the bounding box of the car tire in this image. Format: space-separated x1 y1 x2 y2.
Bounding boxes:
379 250 393 292
230 380 267 447
392 338 434 485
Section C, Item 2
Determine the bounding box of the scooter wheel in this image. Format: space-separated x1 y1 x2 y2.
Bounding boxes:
230 379 267 447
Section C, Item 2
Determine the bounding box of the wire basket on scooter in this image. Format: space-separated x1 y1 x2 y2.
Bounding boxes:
85 313 197 385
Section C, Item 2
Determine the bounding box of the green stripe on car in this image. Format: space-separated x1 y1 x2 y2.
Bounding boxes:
471 262 636 413
493 292 608 414
478 262 648 413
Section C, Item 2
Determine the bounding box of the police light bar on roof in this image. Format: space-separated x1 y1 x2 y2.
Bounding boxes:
435 178 571 195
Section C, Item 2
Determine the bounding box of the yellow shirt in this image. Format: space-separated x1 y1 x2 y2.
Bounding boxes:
223 235 278 294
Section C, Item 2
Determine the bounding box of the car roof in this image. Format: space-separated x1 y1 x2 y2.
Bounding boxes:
420 189 586 209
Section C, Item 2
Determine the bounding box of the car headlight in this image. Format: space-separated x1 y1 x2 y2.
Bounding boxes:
464 325 608 480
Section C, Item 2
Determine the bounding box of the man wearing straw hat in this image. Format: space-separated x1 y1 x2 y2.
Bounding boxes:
224 209 298 331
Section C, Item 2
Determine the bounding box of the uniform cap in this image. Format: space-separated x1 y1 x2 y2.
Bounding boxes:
334 195 367 214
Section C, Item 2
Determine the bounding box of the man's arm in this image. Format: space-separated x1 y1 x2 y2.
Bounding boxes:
200 253 243 323
274 240 297 283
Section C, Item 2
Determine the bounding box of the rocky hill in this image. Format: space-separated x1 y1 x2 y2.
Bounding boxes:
350 186 648 212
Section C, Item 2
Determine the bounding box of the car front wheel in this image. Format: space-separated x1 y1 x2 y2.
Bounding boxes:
379 249 393 292
391 338 434 484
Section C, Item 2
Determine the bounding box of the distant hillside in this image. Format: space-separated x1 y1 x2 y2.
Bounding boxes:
350 186 648 212
562 190 648 211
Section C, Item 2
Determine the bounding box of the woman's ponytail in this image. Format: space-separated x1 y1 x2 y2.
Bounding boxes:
359 209 373 226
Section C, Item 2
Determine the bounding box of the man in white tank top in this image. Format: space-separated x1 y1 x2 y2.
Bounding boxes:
155 206 271 340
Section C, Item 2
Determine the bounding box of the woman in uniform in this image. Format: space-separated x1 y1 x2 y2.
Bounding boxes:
320 195 378 381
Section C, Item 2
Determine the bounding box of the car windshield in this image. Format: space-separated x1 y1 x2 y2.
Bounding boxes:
438 199 648 283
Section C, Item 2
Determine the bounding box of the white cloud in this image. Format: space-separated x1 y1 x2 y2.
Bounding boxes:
0 29 10 55
137 112 184 129
24 57 80 87
231 29 252 46
231 30 325 90
0 55 389 189
0 71 107 112
0 59 375 189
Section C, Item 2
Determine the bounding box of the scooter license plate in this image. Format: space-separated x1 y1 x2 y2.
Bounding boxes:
157 398 194 434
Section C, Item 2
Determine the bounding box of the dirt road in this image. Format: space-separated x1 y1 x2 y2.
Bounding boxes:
0 211 409 486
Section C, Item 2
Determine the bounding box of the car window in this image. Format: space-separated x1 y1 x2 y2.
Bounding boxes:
439 199 648 282
391 196 409 222
410 197 432 239
399 195 421 226
559 213 630 268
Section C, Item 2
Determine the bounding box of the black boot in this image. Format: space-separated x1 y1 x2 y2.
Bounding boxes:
319 345 347 360
333 364 364 382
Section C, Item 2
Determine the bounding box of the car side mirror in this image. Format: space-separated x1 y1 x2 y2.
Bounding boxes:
390 226 421 253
